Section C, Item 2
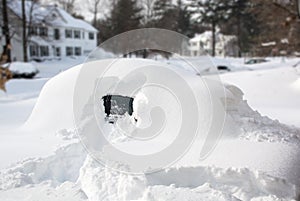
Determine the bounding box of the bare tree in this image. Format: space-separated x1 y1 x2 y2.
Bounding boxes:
20 0 40 62
1 0 11 63
57 0 76 14
88 0 105 26
273 0 298 16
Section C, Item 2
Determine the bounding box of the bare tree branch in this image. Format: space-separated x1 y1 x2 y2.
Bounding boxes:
88 0 104 26
273 1 297 17
56 0 76 14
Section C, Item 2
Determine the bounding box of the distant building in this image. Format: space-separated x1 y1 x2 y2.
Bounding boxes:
189 31 238 57
0 0 98 62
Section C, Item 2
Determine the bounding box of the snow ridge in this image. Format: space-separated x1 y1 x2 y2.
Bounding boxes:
226 85 300 144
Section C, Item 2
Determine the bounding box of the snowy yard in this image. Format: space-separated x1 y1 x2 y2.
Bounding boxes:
0 57 300 201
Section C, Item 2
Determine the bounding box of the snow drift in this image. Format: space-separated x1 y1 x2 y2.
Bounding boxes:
1 59 300 201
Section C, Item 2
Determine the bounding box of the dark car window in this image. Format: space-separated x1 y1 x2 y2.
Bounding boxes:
102 95 134 117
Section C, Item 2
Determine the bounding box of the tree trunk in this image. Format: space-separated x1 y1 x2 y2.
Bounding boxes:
237 15 242 57
93 10 97 27
1 0 11 63
212 21 216 57
22 0 28 62
237 2 242 58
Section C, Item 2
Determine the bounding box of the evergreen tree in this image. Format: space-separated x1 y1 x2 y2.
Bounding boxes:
108 0 143 36
188 0 232 56
149 0 177 30
95 0 142 43
221 0 259 57
175 0 193 37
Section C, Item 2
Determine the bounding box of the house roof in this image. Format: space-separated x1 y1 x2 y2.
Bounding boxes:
51 7 98 32
7 0 98 32
8 0 50 23
190 31 236 44
190 31 212 43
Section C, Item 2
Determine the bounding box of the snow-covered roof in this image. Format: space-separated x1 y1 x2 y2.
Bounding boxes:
51 7 98 32
190 31 212 43
7 0 98 32
8 0 50 23
190 31 236 43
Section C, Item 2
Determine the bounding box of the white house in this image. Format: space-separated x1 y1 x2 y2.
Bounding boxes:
0 0 98 62
189 31 238 57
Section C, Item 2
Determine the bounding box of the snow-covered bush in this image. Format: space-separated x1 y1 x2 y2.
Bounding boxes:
8 62 39 79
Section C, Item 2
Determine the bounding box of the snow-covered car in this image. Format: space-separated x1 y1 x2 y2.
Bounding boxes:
0 58 300 200
245 58 269 64
217 65 231 72
7 62 39 79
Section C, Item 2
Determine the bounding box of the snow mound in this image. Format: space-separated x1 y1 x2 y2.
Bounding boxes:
3 59 300 200
225 85 300 144
0 142 86 190
0 182 87 201
24 59 300 144
88 48 116 60
78 156 297 201
23 65 80 132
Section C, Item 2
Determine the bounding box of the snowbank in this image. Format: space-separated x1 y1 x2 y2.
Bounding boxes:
0 142 86 190
78 156 297 201
221 65 300 127
0 59 300 200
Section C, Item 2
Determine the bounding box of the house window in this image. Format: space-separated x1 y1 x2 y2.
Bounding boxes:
40 46 49 57
54 29 60 40
75 47 81 56
89 32 94 40
39 27 48 37
74 30 81 39
65 29 72 38
66 46 73 56
29 26 38 36
29 45 39 57
55 47 61 57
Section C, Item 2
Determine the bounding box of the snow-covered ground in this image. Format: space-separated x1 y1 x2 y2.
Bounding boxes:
0 57 299 201
222 65 300 127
